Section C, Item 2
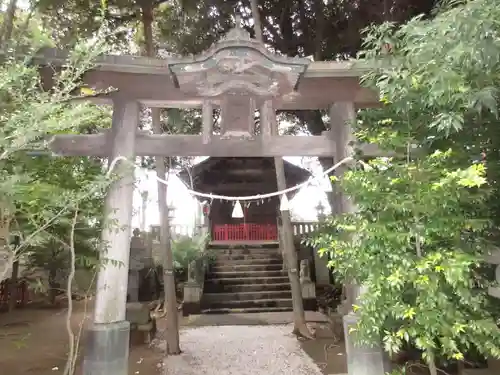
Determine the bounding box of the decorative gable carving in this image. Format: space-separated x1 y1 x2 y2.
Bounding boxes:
168 17 310 139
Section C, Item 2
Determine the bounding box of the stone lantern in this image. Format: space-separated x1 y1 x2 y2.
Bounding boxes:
315 201 326 221
167 195 176 221
167 205 176 220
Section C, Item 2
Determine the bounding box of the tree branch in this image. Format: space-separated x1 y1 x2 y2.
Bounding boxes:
313 0 325 60
63 203 79 375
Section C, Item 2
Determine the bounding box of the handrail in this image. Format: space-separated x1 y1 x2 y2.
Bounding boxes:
145 221 320 242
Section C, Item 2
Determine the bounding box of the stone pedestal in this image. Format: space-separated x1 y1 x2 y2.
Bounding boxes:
313 249 331 286
300 259 317 311
343 313 390 375
301 281 317 311
127 270 139 302
128 229 154 303
183 281 202 316
83 321 130 375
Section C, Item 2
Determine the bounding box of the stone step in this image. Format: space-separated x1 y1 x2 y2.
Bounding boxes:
205 276 290 285
200 246 292 315
211 263 283 273
203 290 292 303
209 269 287 279
212 257 283 266
203 298 293 310
204 282 291 293
201 306 293 314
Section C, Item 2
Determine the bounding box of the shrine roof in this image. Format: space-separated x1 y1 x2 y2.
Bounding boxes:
177 157 311 198
36 47 368 77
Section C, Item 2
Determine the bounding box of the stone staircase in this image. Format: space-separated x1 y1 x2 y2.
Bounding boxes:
201 245 293 314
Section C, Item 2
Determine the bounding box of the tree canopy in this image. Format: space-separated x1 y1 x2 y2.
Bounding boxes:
0 7 114 286
3 0 500 372
311 0 500 371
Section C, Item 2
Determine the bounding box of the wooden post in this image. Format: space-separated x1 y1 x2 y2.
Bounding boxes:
263 99 312 337
330 102 389 375
83 99 139 375
202 100 213 144
0 202 11 284
151 108 180 354
260 100 273 137
8 260 19 311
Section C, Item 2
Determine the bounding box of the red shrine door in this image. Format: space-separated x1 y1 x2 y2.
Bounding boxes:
211 200 278 242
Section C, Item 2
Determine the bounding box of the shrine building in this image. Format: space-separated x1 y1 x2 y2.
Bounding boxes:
178 157 311 243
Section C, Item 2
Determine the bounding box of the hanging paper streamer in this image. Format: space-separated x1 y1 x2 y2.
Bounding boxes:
279 194 290 211
232 200 244 218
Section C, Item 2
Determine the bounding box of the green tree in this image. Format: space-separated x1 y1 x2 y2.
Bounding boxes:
314 152 499 371
0 11 113 286
312 0 500 372
17 155 106 303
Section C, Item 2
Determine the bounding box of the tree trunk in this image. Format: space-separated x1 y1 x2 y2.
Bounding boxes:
152 109 181 355
428 351 438 375
8 260 19 311
0 202 12 284
313 0 325 61
250 0 313 339
48 266 58 305
141 1 181 354
275 157 314 339
0 0 17 48
250 0 262 41
141 1 154 56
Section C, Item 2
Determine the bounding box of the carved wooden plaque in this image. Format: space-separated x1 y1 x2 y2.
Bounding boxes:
220 94 256 139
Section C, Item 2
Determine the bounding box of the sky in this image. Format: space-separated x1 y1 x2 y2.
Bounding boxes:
131 156 333 231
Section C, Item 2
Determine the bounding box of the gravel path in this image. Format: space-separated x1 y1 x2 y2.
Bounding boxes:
160 325 324 375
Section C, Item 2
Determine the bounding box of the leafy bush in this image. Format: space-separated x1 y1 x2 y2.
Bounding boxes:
0 23 113 283
312 151 500 367
171 233 210 270
308 0 500 372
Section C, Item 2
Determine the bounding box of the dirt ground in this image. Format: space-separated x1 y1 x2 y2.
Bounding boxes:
0 302 383 375
300 326 347 375
0 301 164 375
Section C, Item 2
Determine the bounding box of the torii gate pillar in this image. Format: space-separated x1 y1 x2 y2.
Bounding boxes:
83 99 139 375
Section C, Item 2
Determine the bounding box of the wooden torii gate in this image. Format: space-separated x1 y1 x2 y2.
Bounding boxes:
42 22 387 375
